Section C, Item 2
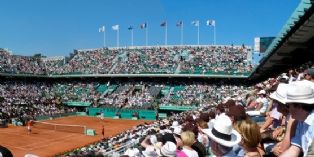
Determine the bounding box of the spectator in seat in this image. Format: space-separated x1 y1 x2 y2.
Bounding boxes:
202 114 242 157
280 83 314 157
180 131 199 157
234 119 265 157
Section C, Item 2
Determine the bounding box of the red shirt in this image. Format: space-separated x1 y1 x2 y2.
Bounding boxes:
27 121 33 127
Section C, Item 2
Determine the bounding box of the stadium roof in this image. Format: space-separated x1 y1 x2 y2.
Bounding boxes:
250 0 314 81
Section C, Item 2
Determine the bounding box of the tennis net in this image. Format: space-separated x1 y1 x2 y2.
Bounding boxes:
33 121 87 134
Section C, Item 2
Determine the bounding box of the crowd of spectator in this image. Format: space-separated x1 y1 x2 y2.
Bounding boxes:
0 79 251 125
0 49 45 74
0 81 77 124
99 83 159 109
61 62 314 157
160 84 249 107
0 46 252 75
2 46 314 157
179 46 252 75
111 47 178 74
0 62 313 157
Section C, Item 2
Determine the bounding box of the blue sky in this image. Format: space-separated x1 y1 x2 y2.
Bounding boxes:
0 0 299 56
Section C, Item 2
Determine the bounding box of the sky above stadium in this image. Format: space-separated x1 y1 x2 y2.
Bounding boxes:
0 0 299 57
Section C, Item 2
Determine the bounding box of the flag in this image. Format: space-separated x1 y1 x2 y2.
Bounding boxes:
191 20 199 26
176 21 183 27
160 21 166 27
128 26 133 30
112 25 119 30
140 23 147 29
98 26 105 32
206 20 215 26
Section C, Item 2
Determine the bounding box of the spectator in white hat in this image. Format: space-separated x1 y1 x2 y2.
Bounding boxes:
123 148 140 157
142 146 158 157
246 90 269 118
280 84 314 157
156 141 177 157
260 83 287 133
263 83 297 156
202 114 242 157
141 135 158 149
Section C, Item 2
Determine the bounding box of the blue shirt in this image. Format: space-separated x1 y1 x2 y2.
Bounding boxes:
291 110 314 156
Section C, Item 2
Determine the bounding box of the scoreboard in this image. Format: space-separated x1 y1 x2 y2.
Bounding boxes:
254 37 275 53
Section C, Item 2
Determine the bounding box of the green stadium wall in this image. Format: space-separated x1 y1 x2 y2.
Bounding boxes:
88 107 156 120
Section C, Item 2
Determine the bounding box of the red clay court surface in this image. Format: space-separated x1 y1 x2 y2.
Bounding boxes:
0 116 151 157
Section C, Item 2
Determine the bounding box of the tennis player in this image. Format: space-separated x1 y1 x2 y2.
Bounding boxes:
101 125 105 138
27 120 33 134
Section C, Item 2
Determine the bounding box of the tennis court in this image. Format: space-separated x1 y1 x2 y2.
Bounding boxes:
0 116 151 157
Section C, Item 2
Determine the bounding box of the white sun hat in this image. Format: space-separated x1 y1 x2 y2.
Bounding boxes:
202 114 241 147
285 83 314 104
257 90 266 95
142 146 158 157
270 83 289 104
170 121 181 128
157 141 177 157
124 148 140 157
173 127 182 136
291 80 314 90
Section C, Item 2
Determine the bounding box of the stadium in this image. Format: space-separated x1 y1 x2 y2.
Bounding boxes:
1 0 314 157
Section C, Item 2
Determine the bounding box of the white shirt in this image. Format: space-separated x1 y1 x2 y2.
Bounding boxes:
182 147 199 157
259 97 269 113
270 103 282 120
303 110 314 156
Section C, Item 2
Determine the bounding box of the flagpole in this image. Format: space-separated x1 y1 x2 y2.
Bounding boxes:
165 22 168 46
103 26 106 47
131 29 134 47
197 23 200 45
117 28 119 47
214 25 216 45
145 24 148 47
181 22 184 45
